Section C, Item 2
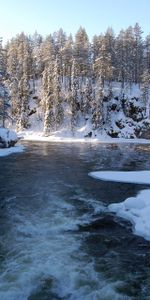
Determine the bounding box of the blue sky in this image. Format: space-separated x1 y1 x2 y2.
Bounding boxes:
1 0 150 43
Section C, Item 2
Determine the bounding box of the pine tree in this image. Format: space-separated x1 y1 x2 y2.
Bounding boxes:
53 57 64 129
53 28 67 81
143 34 150 72
0 78 10 127
6 33 32 129
0 38 10 127
70 59 79 134
133 23 143 84
42 66 55 134
81 78 92 121
74 27 90 78
141 69 150 118
41 35 55 69
92 76 104 130
31 31 43 79
93 35 113 85
16 33 31 129
61 34 73 88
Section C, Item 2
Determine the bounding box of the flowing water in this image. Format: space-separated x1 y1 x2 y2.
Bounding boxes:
0 141 150 300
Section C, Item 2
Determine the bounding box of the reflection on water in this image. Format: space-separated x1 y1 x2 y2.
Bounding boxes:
0 141 150 300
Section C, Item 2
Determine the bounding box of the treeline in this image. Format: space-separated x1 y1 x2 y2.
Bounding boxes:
0 23 150 132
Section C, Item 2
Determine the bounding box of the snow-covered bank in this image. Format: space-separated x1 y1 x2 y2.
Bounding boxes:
0 128 18 148
89 171 150 184
89 170 150 241
0 127 22 156
19 130 98 143
19 129 150 144
108 190 150 241
0 144 24 157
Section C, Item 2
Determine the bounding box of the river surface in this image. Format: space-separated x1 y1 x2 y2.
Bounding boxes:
0 141 150 300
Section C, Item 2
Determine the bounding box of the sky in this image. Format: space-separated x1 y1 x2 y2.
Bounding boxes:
1 0 150 43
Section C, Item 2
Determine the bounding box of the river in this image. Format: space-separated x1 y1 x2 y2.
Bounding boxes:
0 141 150 300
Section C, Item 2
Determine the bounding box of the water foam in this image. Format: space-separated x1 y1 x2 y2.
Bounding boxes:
0 192 128 300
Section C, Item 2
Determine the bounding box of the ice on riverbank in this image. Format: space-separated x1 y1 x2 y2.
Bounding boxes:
89 171 150 184
0 144 24 157
108 189 150 241
89 170 150 241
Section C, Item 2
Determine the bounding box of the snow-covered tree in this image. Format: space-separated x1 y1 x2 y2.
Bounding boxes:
70 59 80 134
93 34 114 86
92 76 104 130
141 69 150 117
74 27 90 78
81 78 92 121
133 23 143 84
61 34 73 88
0 38 10 127
42 66 55 134
53 57 64 129
0 78 10 127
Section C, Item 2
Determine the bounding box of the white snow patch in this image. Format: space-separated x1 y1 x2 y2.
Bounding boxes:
18 128 98 143
19 129 150 144
0 144 24 157
108 189 150 241
89 171 150 184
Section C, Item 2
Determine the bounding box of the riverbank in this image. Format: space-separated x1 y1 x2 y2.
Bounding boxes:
19 129 150 144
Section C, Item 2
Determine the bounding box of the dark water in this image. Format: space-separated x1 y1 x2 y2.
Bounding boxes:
0 141 150 300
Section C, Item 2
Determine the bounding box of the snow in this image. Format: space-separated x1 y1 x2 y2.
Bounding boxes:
19 129 99 143
89 170 150 241
11 78 149 142
19 128 150 144
17 78 150 143
0 127 21 156
0 144 24 157
108 189 150 241
0 127 17 142
89 171 150 184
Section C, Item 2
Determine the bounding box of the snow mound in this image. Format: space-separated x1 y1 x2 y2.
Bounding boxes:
0 128 18 148
108 189 150 241
89 171 150 184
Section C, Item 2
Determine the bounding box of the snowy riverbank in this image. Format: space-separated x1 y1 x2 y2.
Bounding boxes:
19 129 150 144
0 128 23 157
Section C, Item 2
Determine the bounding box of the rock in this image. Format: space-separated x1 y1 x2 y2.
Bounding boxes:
115 119 125 129
124 98 145 122
84 132 92 138
140 128 150 139
28 108 36 116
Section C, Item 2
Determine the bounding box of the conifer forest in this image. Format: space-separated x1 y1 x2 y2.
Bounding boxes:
0 23 150 138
